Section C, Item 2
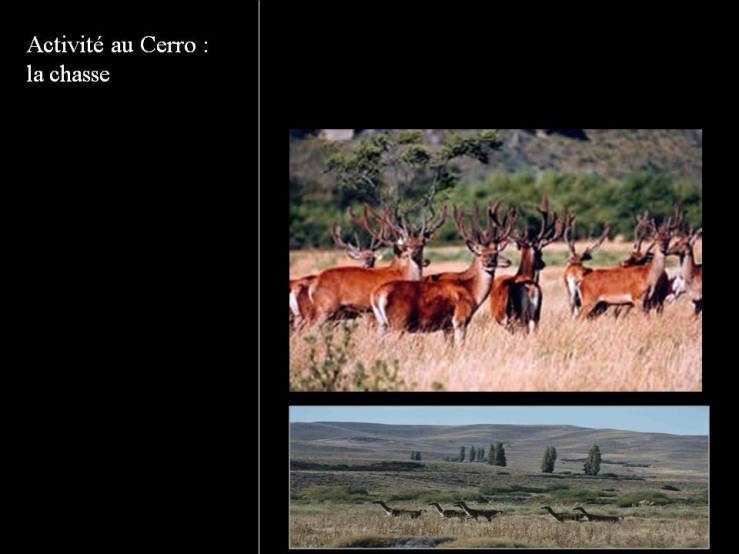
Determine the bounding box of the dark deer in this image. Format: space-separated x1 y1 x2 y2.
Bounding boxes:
490 197 562 332
454 501 504 522
541 506 587 523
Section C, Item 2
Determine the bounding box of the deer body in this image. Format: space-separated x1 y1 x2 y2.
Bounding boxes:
428 503 468 519
573 507 622 522
541 506 587 523
577 211 680 319
490 198 561 333
668 227 702 314
454 502 503 522
372 501 423 519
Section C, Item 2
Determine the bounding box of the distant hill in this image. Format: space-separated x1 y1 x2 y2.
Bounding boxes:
290 129 702 185
290 422 707 474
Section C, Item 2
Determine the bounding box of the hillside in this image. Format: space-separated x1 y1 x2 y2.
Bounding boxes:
290 129 702 186
290 422 707 474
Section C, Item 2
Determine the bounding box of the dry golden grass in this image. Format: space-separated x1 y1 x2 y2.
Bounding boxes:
289 505 708 548
289 241 702 392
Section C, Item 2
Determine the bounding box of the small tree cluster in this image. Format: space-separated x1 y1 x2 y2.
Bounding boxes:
584 445 602 476
541 446 557 473
459 446 466 463
410 451 422 461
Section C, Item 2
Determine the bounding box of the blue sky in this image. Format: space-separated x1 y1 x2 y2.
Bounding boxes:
290 406 709 436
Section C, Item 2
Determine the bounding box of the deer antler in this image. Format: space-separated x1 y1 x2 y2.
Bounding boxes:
582 223 610 259
490 204 517 246
535 197 562 248
348 205 396 247
563 212 577 256
452 204 476 245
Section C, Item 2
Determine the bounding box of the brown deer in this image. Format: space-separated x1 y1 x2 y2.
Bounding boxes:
427 502 468 519
372 500 424 519
306 204 446 326
453 501 504 522
577 210 681 319
620 211 656 267
541 506 587 523
490 197 562 333
562 213 610 318
289 222 383 330
667 224 702 314
573 507 623 522
370 203 515 347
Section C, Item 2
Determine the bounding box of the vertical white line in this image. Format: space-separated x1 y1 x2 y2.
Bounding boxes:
257 1 261 552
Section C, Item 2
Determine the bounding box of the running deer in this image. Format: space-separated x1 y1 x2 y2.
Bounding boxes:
577 209 681 319
289 222 383 330
666 223 702 314
427 502 468 519
573 507 623 522
541 506 587 523
372 500 424 519
562 213 610 318
306 204 446 326
453 501 504 522
370 202 516 347
490 197 562 333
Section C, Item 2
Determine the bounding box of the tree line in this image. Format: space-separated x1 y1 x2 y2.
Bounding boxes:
412 444 603 475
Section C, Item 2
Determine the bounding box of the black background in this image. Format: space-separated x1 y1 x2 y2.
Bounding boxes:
11 3 721 552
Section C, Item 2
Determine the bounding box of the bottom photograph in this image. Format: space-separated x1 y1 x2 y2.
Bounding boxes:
288 406 709 549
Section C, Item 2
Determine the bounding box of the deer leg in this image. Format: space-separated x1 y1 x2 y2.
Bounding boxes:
453 324 466 348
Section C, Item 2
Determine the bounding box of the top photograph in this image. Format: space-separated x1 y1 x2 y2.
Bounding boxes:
288 129 702 392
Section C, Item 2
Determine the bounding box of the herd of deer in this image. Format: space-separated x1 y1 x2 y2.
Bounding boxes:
371 500 622 523
289 199 702 348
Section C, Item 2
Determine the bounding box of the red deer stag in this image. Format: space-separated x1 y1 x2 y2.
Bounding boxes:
289 222 384 330
577 209 681 319
667 223 702 314
490 197 562 333
370 202 515 347
562 213 610 318
306 204 446 326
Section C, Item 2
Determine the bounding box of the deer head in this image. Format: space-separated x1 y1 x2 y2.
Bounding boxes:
564 212 610 265
381 203 447 268
513 197 563 271
331 222 383 268
453 201 516 273
621 211 655 266
667 220 702 259
649 206 683 255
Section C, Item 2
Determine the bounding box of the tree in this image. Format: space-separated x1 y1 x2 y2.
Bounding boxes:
541 446 557 473
478 447 486 463
416 451 422 461
459 446 466 463
494 442 507 466
411 451 416 460
584 445 602 476
470 446 476 462
487 443 496 465
324 129 503 214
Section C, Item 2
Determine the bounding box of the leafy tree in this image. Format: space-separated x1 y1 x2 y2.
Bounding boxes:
410 451 416 460
584 445 602 476
416 451 422 461
459 446 466 463
487 443 496 465
478 447 486 463
541 446 557 473
494 442 507 467
470 446 476 462
324 129 502 214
